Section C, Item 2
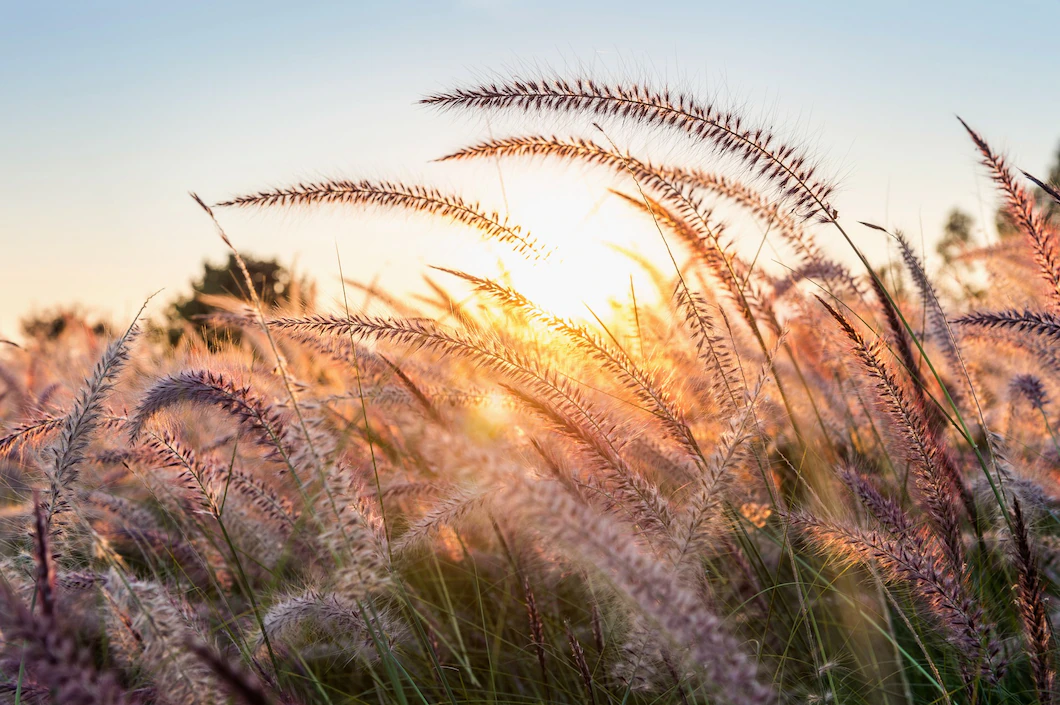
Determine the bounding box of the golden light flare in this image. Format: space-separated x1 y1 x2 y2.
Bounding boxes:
446 178 669 324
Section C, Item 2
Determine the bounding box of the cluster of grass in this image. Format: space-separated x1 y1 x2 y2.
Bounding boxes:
2 73 1060 705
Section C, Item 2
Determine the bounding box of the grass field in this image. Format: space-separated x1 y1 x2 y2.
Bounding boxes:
2 74 1060 705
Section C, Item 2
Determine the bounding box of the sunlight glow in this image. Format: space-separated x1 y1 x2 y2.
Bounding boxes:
469 180 669 324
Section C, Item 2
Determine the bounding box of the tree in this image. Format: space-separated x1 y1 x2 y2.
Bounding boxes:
938 208 975 264
21 307 109 342
168 254 297 346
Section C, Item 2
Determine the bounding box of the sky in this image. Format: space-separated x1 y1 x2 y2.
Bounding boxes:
2 0 1059 336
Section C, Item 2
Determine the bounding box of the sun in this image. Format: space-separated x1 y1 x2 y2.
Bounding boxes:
469 180 670 324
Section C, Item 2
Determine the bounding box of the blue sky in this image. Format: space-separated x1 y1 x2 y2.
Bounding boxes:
2 0 1059 334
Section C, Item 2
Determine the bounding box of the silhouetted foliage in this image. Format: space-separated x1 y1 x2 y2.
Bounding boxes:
938 209 975 263
168 254 293 346
21 307 110 342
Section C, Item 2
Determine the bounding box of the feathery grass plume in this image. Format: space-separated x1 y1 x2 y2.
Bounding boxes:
672 287 748 414
33 381 63 414
838 467 915 539
672 377 764 570
132 433 287 581
102 573 224 705
129 369 296 463
505 479 776 705
893 229 975 412
440 135 733 261
565 620 597 705
143 433 301 528
611 169 782 344
186 640 276 705
860 256 937 419
0 675 51 703
44 320 140 533
267 313 676 536
443 134 857 294
258 591 401 664
955 309 1060 346
137 430 224 515
960 118 1060 307
85 490 165 537
611 616 679 693
501 382 676 540
0 511 134 704
224 464 299 527
58 570 102 591
215 179 549 260
611 188 774 329
92 519 221 589
526 433 593 500
379 354 443 423
1011 373 1050 411
962 328 1060 379
424 77 838 221
1025 171 1060 206
454 134 789 347
393 485 495 554
772 259 863 300
523 577 550 699
790 512 1000 683
0 579 135 704
0 414 64 457
678 168 826 261
818 296 972 568
834 466 1010 684
1010 496 1055 704
625 436 698 486
316 463 391 601
31 491 56 619
436 266 700 459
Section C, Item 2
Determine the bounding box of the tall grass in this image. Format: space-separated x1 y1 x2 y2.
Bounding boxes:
1 72 1059 704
